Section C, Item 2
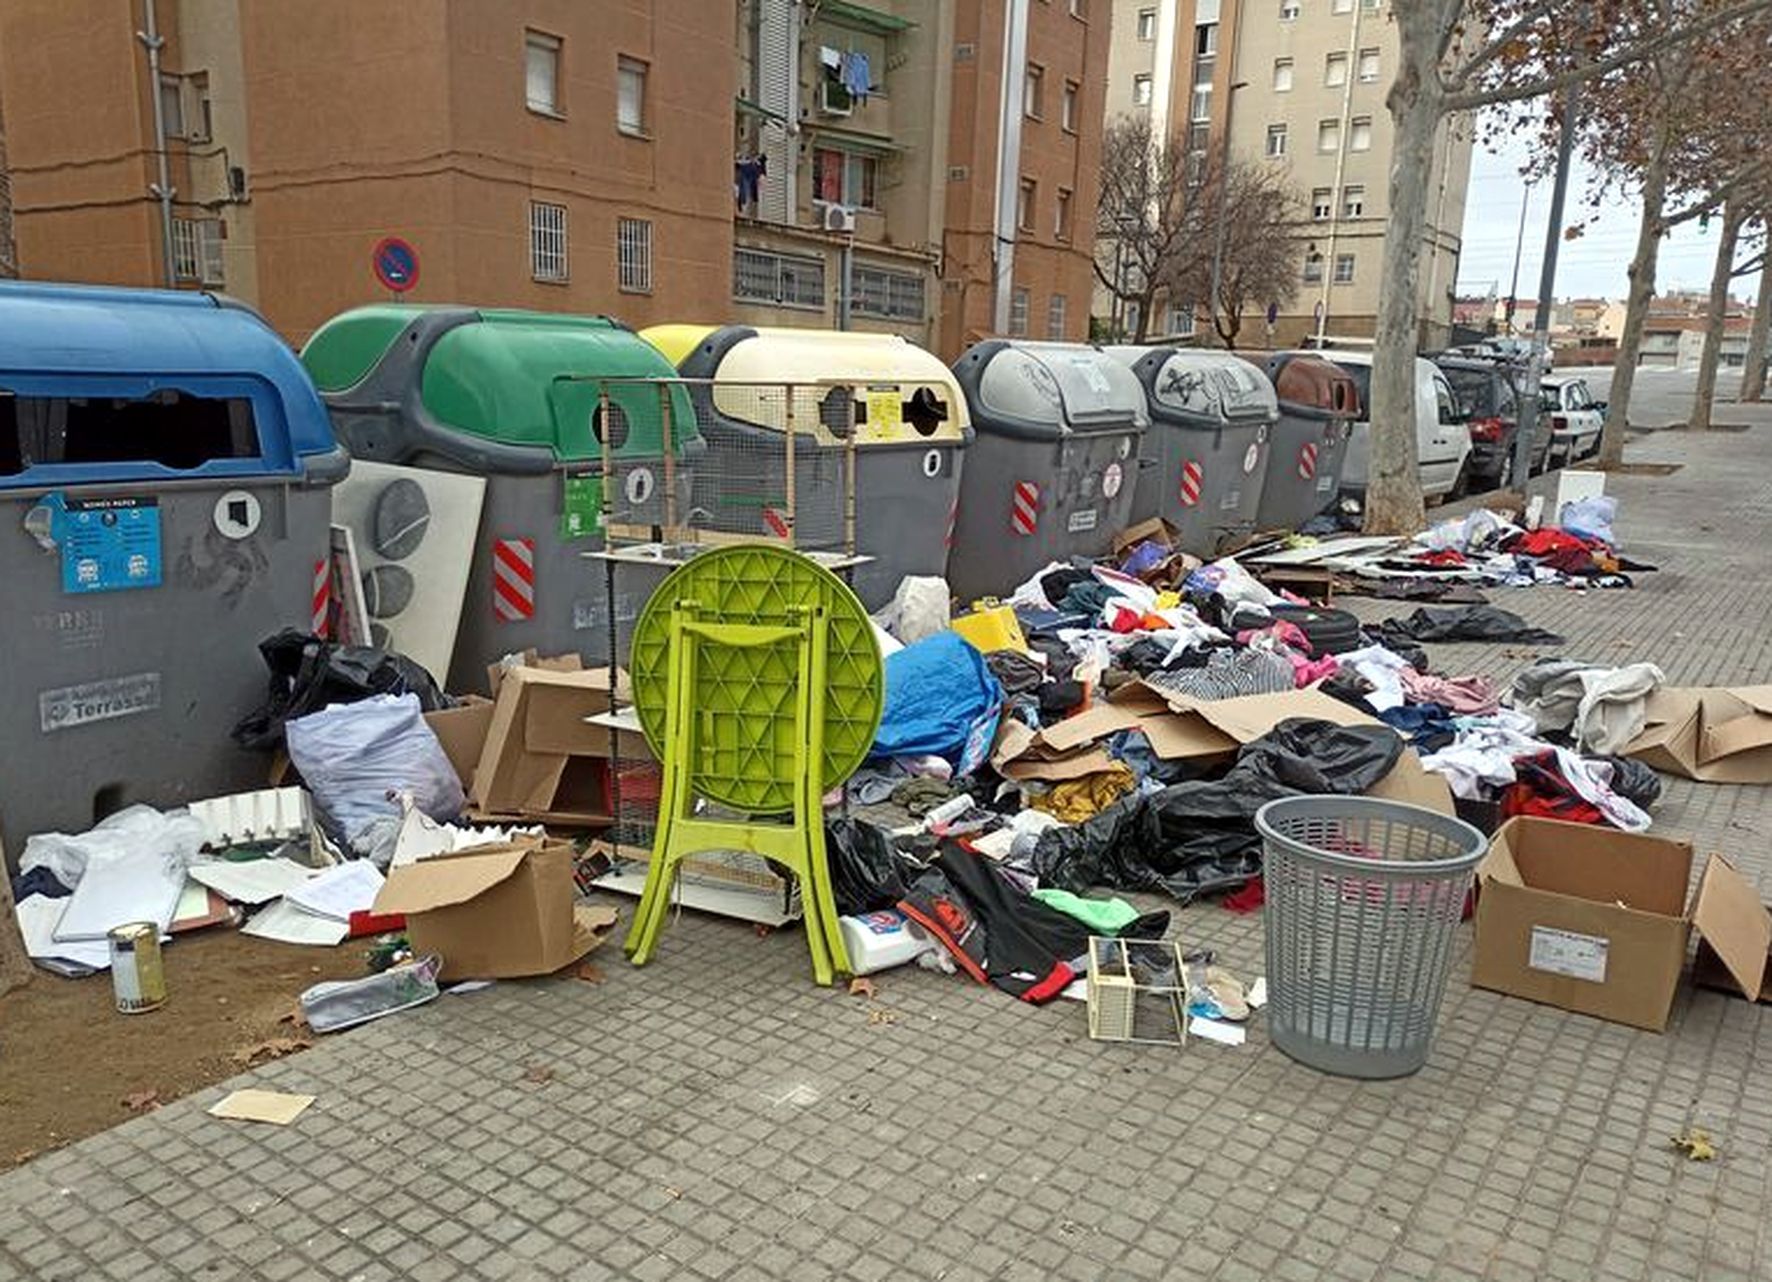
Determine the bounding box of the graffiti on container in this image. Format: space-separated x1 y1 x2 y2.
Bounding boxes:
175 525 270 608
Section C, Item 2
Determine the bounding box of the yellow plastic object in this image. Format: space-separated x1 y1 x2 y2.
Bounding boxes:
638 323 717 369
950 602 1029 655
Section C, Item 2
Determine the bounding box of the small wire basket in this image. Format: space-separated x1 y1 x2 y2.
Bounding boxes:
1086 936 1190 1046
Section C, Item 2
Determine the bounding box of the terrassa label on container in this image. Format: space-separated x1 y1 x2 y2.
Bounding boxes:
39 671 162 733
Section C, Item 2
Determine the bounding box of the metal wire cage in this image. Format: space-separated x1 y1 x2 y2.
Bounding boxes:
1255 797 1487 1080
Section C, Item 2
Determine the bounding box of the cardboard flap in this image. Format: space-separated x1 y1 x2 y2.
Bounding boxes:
1183 687 1379 743
1365 750 1455 815
523 668 620 755
1691 854 1772 1000
1039 702 1144 752
1475 835 1523 887
373 846 529 915
1635 687 1697 731
1003 746 1117 782
1699 705 1772 764
1729 686 1772 717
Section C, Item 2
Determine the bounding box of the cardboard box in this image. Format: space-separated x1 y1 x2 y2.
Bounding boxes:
1625 685 1772 783
372 840 617 980
472 666 626 824
424 696 495 795
1472 817 1770 1031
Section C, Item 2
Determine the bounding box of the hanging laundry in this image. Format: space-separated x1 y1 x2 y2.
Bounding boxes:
734 153 767 212
841 49 872 101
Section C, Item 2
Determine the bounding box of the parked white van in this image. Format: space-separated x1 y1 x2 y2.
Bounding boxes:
1288 349 1472 501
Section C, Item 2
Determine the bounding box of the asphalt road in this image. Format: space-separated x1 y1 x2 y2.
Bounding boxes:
1567 364 1747 429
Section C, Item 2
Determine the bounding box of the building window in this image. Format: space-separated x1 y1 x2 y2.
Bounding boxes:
1056 188 1073 240
1312 187 1333 219
529 200 568 281
617 217 652 292
1318 118 1341 152
1133 73 1153 106
1280 0 1301 20
853 265 926 320
1024 63 1045 118
1069 0 1087 17
813 148 878 209
1343 184 1365 217
734 247 826 308
1047 293 1068 340
1273 58 1294 91
1267 125 1288 157
159 74 185 138
1350 115 1373 150
1361 0 1380 10
1010 287 1030 337
1196 23 1218 55
526 31 562 115
171 217 224 285
1137 7 1157 39
1326 52 1348 87
1062 80 1080 131
1303 253 1324 283
1333 0 1354 12
1191 87 1212 121
1358 48 1381 82
187 73 212 143
617 56 648 135
1334 252 1356 284
1168 304 1195 336
1018 178 1037 232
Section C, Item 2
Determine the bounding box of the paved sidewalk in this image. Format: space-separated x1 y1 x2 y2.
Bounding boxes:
6 422 1772 1282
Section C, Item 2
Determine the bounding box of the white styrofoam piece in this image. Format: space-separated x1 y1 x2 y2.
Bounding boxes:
188 787 313 848
591 866 800 928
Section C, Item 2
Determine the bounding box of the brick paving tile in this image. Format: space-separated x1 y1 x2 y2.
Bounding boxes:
7 420 1772 1279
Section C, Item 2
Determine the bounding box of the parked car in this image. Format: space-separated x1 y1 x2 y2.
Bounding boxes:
1541 375 1606 462
1299 350 1472 502
1432 354 1549 490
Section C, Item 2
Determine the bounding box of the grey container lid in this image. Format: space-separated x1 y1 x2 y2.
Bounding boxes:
955 340 1149 440
1106 346 1279 429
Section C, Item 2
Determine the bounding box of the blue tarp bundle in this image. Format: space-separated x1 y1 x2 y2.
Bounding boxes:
873 632 1003 773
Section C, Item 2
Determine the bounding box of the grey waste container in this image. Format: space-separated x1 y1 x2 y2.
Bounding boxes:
1256 796 1487 1079
0 282 348 857
302 306 700 685
948 341 1147 603
1257 353 1359 531
662 325 972 610
1108 347 1277 557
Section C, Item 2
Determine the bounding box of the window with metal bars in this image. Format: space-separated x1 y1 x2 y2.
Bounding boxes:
733 247 825 308
617 217 652 293
1046 293 1067 340
851 265 924 321
529 201 568 281
171 217 224 285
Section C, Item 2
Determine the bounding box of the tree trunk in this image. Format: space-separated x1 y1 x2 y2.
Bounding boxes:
1739 252 1772 402
1364 19 1440 535
0 864 31 999
1690 200 1742 431
1600 134 1671 465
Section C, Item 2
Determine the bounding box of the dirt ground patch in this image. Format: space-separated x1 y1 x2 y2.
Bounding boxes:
0 930 370 1170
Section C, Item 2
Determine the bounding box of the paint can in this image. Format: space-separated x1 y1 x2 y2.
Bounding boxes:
109 922 166 1014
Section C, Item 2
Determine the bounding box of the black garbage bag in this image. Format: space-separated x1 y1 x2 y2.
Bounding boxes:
1595 754 1664 809
1032 719 1404 903
825 817 917 916
232 628 450 750
1375 605 1564 648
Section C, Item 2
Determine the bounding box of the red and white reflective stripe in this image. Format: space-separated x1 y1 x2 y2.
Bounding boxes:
763 506 792 540
1297 441 1319 480
311 560 330 638
1011 481 1039 535
492 537 536 621
943 498 959 549
1179 460 1204 507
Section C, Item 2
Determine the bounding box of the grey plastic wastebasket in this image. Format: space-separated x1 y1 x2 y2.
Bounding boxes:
1255 796 1487 1079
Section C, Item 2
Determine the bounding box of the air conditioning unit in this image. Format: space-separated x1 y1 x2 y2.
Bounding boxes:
817 80 852 117
821 204 857 234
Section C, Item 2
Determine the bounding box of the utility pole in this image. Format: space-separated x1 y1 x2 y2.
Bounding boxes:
1511 84 1579 487
137 0 177 287
1314 0 1364 344
1505 182 1533 332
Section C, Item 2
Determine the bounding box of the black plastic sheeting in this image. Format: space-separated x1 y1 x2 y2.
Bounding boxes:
1375 606 1565 648
233 628 450 750
1031 719 1404 902
826 817 918 916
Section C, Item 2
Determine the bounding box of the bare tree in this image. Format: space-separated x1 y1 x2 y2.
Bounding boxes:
1365 0 1772 534
1742 253 1772 400
1690 201 1747 430
1094 116 1193 342
1185 156 1305 348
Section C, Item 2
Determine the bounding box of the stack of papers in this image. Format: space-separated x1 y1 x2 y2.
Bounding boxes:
241 861 384 947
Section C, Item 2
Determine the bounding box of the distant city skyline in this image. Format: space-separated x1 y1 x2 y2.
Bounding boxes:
1457 125 1738 307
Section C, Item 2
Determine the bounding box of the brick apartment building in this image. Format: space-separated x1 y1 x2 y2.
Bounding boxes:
1 0 1110 358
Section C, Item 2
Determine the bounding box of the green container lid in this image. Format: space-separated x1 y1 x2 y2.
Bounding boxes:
302 305 698 463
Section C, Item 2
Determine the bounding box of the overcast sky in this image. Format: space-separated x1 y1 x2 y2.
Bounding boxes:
1455 126 1738 305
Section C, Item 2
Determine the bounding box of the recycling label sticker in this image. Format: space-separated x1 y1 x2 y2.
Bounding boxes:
625 468 656 508
1102 461 1124 499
